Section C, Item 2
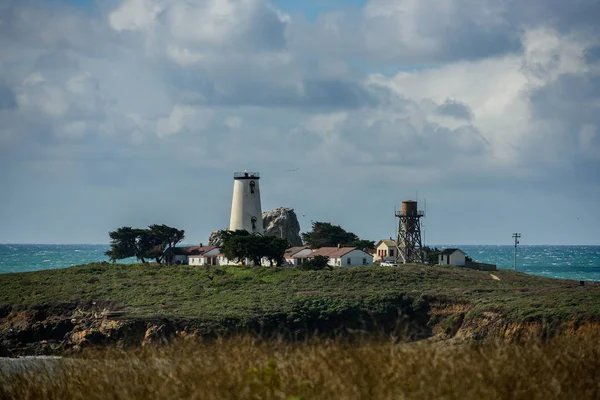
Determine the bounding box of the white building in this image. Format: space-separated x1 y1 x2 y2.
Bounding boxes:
308 247 373 267
283 247 313 266
229 171 263 235
374 239 397 263
172 244 214 265
438 248 466 266
188 246 220 266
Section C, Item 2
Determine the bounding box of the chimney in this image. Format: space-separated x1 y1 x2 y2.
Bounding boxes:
337 244 341 249
199 242 203 247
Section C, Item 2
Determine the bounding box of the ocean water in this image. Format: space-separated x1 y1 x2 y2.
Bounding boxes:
449 245 600 282
0 244 599 281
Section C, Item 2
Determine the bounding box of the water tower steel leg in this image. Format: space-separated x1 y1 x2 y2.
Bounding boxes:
396 216 425 264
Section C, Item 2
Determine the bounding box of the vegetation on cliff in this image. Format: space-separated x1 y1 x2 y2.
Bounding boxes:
1 263 598 350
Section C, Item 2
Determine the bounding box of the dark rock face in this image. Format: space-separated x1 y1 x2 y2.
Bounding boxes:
208 207 303 247
262 207 303 246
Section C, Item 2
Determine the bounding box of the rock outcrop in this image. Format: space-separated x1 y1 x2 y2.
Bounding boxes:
208 230 223 247
262 207 303 246
208 207 303 246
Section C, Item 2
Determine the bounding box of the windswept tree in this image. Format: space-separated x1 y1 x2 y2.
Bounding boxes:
218 230 289 266
347 239 376 252
106 224 185 264
302 221 373 249
149 224 185 264
423 246 441 265
261 236 289 267
218 230 251 264
106 227 138 261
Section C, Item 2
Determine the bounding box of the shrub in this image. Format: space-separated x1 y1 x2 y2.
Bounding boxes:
299 255 331 271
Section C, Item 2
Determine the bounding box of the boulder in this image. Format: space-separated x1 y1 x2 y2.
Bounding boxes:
262 207 303 246
208 230 224 247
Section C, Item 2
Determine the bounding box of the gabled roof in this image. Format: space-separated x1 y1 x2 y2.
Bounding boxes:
309 247 362 258
284 246 309 257
440 248 465 256
375 239 396 248
180 246 218 256
174 246 198 255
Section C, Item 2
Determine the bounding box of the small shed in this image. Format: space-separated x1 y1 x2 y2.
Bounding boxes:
438 248 466 267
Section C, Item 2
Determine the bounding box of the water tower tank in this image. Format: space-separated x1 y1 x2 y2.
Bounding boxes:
402 200 417 216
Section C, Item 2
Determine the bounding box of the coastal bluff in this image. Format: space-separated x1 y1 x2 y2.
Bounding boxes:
1 263 599 356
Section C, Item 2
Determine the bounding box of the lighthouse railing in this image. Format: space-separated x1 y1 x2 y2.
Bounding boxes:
234 172 260 178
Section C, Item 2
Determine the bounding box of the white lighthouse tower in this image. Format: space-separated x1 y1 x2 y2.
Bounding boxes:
229 171 263 234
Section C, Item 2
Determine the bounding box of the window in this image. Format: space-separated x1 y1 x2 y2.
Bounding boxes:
250 181 256 194
389 249 394 257
251 216 257 231
363 258 367 265
347 258 351 265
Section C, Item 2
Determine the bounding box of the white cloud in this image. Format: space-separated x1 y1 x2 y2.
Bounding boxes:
155 105 213 138
56 120 87 139
361 27 599 166
166 45 206 67
17 81 70 118
522 28 589 85
224 116 242 129
23 72 45 86
304 112 348 136
166 0 242 44
66 72 97 94
109 0 162 32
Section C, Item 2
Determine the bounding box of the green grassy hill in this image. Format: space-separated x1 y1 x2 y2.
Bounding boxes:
2 263 600 395
1 263 599 344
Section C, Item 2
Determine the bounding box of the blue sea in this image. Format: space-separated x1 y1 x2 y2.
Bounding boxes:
0 244 599 281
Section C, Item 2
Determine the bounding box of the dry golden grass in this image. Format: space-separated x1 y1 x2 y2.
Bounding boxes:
2 334 600 400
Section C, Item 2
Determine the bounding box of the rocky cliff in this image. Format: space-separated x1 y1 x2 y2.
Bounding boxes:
262 207 303 246
2 297 599 357
208 207 302 246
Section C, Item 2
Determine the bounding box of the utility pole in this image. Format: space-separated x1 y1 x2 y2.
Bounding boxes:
512 233 521 271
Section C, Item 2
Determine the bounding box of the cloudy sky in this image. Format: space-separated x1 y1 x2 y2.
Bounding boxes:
1 0 599 245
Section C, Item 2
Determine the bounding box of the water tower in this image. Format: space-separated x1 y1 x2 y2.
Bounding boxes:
395 200 425 264
229 171 263 235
